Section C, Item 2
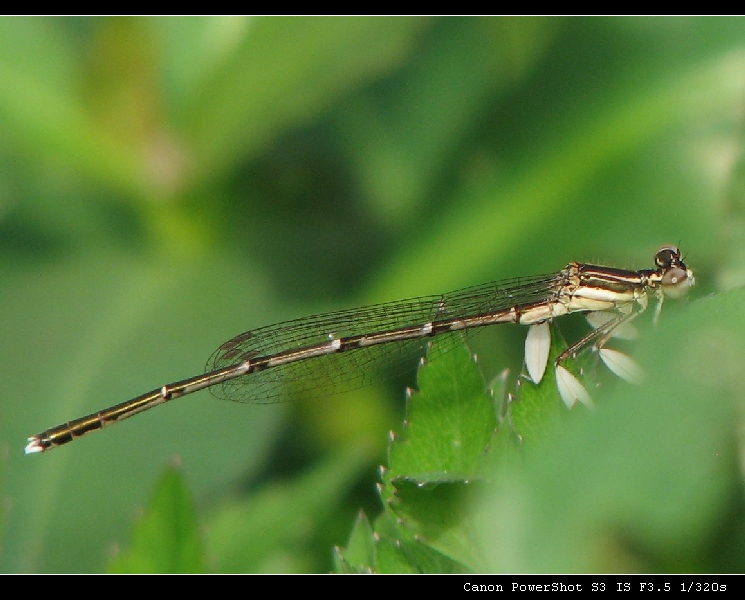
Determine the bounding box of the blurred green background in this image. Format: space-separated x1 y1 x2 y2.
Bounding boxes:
0 16 744 573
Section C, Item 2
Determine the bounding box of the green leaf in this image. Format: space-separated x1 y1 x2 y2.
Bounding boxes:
370 511 467 574
333 511 375 573
387 334 497 483
376 335 498 571
205 444 371 573
383 479 485 571
108 463 206 573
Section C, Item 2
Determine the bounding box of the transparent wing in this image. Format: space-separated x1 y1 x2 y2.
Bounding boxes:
206 272 563 404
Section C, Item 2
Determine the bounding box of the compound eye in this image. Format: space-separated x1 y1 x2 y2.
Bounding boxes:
655 245 681 269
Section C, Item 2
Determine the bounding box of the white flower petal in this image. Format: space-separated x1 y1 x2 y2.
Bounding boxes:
599 348 644 384
524 321 551 384
555 365 593 409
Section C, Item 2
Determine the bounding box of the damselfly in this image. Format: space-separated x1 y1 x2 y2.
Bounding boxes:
25 245 694 454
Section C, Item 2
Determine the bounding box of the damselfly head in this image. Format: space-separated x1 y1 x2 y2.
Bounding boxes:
655 245 695 299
